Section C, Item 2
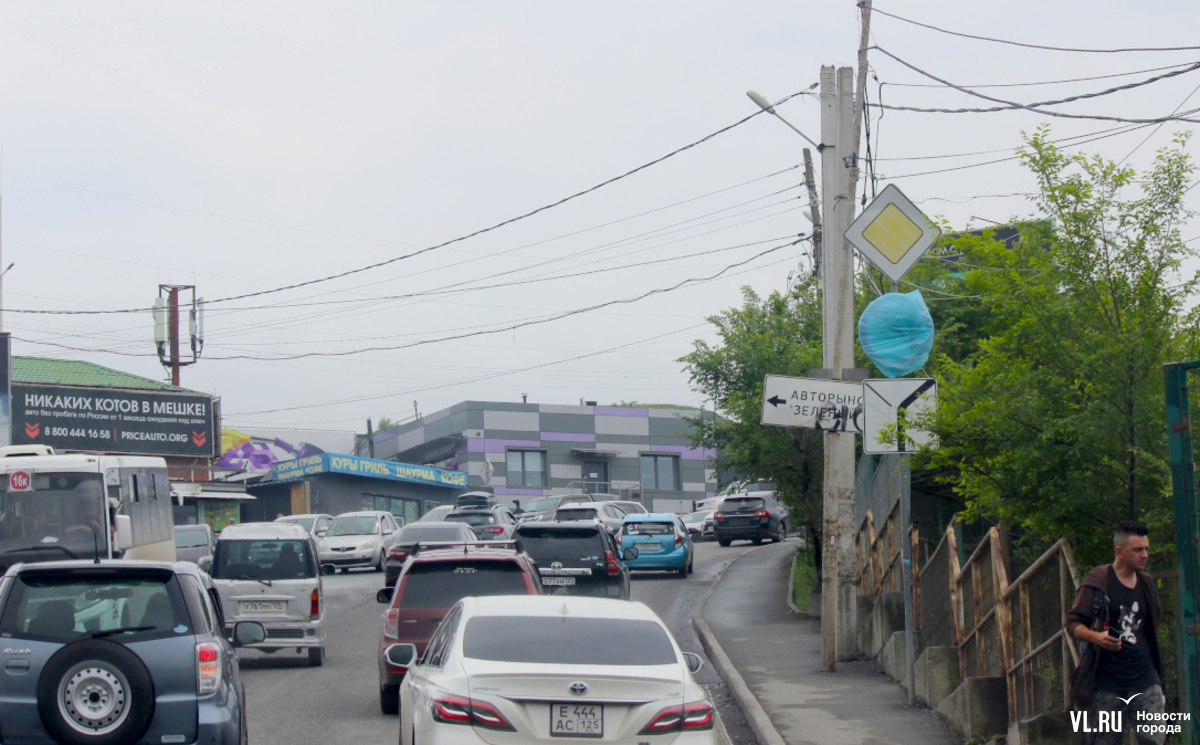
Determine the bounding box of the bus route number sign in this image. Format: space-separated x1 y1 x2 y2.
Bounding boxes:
9 471 32 492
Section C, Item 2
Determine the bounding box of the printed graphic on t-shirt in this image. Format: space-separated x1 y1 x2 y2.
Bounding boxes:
1116 601 1143 645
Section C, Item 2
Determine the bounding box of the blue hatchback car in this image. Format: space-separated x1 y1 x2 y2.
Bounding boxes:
0 560 265 745
619 513 694 578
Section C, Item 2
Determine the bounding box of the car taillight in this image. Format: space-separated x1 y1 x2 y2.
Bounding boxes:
387 547 409 559
713 512 723 519
483 526 504 534
639 701 715 734
605 550 620 575
675 532 683 547
756 509 770 518
196 642 221 695
384 608 399 639
431 692 515 731
311 588 320 619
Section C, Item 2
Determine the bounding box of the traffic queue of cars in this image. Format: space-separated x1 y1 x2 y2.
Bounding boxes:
0 492 724 745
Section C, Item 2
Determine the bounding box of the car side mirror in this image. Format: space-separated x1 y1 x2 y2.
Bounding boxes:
376 586 394 604
233 621 266 647
385 643 417 668
197 556 213 573
622 547 639 561
115 515 133 551
315 528 327 538
683 652 704 673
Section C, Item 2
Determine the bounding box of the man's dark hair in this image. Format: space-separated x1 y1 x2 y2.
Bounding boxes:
1114 520 1149 547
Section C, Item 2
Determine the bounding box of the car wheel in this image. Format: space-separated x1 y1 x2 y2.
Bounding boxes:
773 523 787 543
380 684 400 715
687 557 694 574
340 567 351 574
239 695 248 745
676 561 687 578
308 647 324 667
718 539 731 547
37 639 156 745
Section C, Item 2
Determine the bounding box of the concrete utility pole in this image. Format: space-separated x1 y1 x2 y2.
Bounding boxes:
819 65 859 669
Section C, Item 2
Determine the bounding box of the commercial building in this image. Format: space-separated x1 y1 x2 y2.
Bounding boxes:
241 453 467 525
361 401 718 513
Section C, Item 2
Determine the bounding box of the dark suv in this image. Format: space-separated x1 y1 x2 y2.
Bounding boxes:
512 521 631 600
713 496 788 546
0 560 265 745
374 542 541 715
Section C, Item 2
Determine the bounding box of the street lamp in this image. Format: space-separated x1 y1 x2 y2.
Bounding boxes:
746 90 820 149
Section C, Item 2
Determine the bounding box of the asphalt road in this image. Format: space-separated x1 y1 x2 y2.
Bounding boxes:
239 538 790 744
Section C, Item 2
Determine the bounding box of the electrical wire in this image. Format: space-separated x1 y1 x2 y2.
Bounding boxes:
869 48 1200 123
6 94 802 316
870 6 1200 54
12 238 800 362
880 62 1200 89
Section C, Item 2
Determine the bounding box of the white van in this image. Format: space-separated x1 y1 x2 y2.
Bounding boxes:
207 522 327 666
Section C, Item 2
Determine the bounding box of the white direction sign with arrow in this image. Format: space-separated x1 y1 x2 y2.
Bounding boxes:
862 378 937 454
760 375 864 433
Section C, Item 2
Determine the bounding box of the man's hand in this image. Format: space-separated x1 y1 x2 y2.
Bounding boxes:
1091 628 1122 652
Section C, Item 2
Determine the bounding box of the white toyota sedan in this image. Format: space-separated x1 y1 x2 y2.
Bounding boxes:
390 595 716 744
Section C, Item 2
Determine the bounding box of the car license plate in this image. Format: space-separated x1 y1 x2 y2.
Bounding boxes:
637 542 663 552
551 703 603 738
542 577 576 586
241 601 285 613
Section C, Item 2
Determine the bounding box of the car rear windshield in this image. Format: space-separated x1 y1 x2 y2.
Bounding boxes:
399 561 529 609
723 498 765 511
213 539 317 580
514 528 603 562
520 497 565 513
174 528 210 548
625 522 674 536
399 524 468 542
327 516 378 536
282 516 316 532
445 512 495 526
0 571 192 643
555 508 597 521
463 617 676 665
682 512 708 523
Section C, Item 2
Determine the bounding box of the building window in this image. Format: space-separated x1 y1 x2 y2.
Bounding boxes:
640 454 679 491
506 449 546 488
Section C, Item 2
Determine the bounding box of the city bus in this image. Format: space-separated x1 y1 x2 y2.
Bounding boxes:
0 449 176 571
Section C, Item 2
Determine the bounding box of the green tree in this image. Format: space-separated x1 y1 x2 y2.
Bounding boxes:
923 129 1199 566
679 279 826 563
375 416 395 431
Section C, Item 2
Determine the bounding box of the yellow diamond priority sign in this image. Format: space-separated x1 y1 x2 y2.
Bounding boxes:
844 184 941 283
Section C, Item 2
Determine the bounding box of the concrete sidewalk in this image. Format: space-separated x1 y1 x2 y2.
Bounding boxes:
700 541 962 745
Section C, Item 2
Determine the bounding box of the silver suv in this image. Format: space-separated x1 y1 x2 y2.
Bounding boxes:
0 559 265 744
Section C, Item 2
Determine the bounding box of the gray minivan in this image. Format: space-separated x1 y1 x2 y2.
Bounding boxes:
208 522 326 666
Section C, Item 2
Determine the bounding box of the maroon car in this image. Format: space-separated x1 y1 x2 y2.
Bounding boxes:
374 542 542 714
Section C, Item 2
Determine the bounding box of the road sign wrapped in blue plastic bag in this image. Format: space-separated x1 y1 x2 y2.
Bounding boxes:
857 290 934 378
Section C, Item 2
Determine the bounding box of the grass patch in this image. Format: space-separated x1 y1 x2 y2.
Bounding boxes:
792 550 818 611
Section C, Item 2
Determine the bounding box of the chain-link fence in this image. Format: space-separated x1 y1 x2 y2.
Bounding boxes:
917 526 958 651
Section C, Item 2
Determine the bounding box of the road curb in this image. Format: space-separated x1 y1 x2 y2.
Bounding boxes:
692 543 787 745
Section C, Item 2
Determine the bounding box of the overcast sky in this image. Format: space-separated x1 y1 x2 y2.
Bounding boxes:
1 1 1197 436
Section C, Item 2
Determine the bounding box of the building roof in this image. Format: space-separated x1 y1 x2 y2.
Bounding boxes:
12 356 201 393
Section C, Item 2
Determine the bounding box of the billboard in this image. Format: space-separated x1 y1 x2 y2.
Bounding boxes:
215 427 355 472
10 383 216 457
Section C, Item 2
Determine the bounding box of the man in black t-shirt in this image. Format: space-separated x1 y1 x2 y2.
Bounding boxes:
1066 521 1165 745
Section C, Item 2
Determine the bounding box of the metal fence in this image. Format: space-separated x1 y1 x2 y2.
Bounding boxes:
917 523 960 651
956 526 1013 680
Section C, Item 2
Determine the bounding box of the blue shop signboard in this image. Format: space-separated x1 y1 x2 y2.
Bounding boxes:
272 453 467 489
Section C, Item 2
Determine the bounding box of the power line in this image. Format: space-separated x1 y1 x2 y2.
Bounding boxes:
226 323 712 416
869 48 1200 123
880 62 1200 89
13 238 799 362
13 96 798 316
870 6 1200 54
